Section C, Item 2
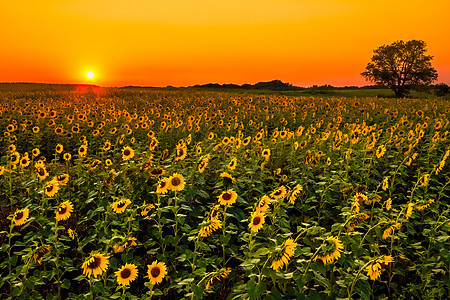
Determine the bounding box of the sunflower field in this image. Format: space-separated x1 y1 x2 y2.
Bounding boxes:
0 88 449 299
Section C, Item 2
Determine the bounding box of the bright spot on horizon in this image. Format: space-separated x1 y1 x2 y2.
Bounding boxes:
86 71 94 79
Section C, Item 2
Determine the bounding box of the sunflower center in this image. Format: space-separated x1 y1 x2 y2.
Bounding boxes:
159 181 166 188
124 149 131 156
87 256 101 269
171 177 181 186
21 159 27 164
59 205 67 214
15 211 24 220
253 216 261 226
117 201 127 208
222 192 231 201
274 190 282 196
120 268 131 279
38 168 45 176
47 185 54 192
151 266 161 277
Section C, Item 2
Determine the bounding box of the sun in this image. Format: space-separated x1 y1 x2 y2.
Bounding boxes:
86 71 95 79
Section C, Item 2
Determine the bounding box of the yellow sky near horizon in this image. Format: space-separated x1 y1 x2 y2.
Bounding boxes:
1 0 449 86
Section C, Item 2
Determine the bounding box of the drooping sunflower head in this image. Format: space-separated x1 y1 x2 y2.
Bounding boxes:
82 253 109 278
140 203 154 216
12 208 29 226
314 236 344 265
56 201 74 221
168 173 185 192
33 244 51 264
147 260 167 285
116 263 138 286
122 146 135 160
218 189 238 206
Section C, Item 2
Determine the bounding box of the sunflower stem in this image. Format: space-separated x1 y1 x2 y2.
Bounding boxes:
222 205 228 268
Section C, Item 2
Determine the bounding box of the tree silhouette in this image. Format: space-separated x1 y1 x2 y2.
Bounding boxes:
361 40 438 97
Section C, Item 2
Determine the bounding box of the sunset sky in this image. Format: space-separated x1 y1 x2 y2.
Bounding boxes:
1 0 449 87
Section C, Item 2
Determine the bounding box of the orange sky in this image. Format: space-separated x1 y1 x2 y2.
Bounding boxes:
1 0 449 87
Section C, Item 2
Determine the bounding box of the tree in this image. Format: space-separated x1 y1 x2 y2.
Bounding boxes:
361 40 438 98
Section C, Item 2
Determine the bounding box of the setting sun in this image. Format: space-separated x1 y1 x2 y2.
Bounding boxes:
86 71 94 79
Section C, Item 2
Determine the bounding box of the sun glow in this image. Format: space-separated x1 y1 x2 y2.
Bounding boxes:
86 71 95 79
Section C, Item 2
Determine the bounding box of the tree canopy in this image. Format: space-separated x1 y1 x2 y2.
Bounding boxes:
361 40 438 97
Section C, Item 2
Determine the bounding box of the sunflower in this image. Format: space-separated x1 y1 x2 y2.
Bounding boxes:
314 236 344 265
375 144 386 158
382 177 389 191
288 184 303 205
10 151 20 165
55 144 63 154
111 198 132 214
385 198 392 211
116 263 138 286
20 155 30 168
78 144 87 157
270 186 287 200
82 253 109 278
175 143 187 161
149 137 159 150
32 126 40 133
147 260 167 285
56 201 74 221
256 195 271 213
227 157 237 170
32 148 40 157
0 166 6 176
156 177 169 194
54 174 69 185
220 172 236 184
105 159 112 166
103 140 111 151
271 238 298 270
35 161 49 180
218 189 238 206
122 146 134 160
141 204 155 216
168 173 185 192
13 208 29 226
149 167 165 177
262 148 271 160
249 211 265 232
198 158 208 173
68 228 76 240
405 203 414 219
63 153 71 161
44 180 59 197
8 144 16 152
